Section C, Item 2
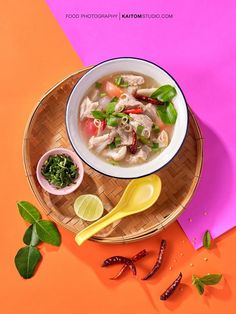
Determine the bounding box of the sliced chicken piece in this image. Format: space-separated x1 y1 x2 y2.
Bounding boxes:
88 130 116 153
115 93 143 112
126 86 138 95
103 146 127 161
121 75 144 86
127 145 151 164
129 113 153 134
156 130 169 148
117 127 133 146
136 88 158 97
80 97 99 121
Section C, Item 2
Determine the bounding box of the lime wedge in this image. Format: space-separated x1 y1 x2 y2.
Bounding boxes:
74 194 104 221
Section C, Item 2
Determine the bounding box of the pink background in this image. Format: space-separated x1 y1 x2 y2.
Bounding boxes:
45 0 236 248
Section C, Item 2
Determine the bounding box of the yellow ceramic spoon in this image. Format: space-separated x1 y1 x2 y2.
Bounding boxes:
75 174 162 246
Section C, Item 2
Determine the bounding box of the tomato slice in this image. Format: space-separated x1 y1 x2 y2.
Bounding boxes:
82 119 97 137
105 81 123 98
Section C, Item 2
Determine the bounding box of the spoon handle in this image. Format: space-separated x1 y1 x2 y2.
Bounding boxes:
75 209 121 245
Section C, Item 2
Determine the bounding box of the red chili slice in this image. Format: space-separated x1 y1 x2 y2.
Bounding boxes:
134 93 161 105
102 256 136 276
123 108 144 114
101 119 106 130
160 272 183 300
110 249 148 280
142 239 166 280
129 130 137 154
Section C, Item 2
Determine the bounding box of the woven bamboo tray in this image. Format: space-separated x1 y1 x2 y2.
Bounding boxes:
23 67 203 243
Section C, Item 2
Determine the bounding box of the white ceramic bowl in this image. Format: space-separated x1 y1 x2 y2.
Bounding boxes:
66 57 188 179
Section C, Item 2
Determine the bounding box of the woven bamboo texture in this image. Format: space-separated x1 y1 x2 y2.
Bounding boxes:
23 68 203 243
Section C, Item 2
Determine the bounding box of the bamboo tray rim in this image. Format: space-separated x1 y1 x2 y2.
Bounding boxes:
22 67 203 243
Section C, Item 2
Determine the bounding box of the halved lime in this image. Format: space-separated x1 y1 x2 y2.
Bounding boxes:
74 194 104 221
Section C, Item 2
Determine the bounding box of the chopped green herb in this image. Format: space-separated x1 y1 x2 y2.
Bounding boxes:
138 136 151 145
95 82 102 89
137 125 144 136
112 112 132 120
91 110 106 120
152 124 160 133
151 143 160 152
100 92 107 97
109 142 116 149
156 102 177 124
114 76 129 87
106 116 118 127
115 136 121 146
151 85 177 102
41 154 78 189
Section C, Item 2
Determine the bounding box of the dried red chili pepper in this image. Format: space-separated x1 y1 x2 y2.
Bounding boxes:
110 249 148 280
134 93 161 105
123 108 144 114
160 272 183 301
102 256 136 276
101 119 106 130
142 239 166 280
129 130 137 154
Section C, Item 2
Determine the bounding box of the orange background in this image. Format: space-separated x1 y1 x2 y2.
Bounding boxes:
0 1 235 313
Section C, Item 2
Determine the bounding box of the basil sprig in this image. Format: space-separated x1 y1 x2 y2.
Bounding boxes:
192 274 222 295
156 102 177 125
203 230 211 249
151 85 177 102
15 201 61 279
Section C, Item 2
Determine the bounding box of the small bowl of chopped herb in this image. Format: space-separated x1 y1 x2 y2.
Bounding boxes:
36 148 84 195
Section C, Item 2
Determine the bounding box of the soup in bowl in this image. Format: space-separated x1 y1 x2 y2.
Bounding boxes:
66 58 188 179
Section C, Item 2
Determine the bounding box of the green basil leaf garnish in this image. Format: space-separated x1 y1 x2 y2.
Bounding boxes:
151 85 177 102
203 230 211 249
23 224 41 246
35 220 61 246
91 110 106 120
17 201 41 224
156 102 177 125
15 246 42 279
200 274 222 285
192 275 205 295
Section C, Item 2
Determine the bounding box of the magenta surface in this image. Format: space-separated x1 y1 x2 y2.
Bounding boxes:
45 0 236 248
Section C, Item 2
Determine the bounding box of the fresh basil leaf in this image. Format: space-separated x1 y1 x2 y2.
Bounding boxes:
15 246 42 279
203 230 211 249
91 110 106 120
23 224 41 246
106 116 118 127
95 82 102 89
35 220 61 246
166 103 177 124
192 276 205 295
17 201 41 224
151 85 177 102
200 274 222 285
156 103 177 125
137 125 144 136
